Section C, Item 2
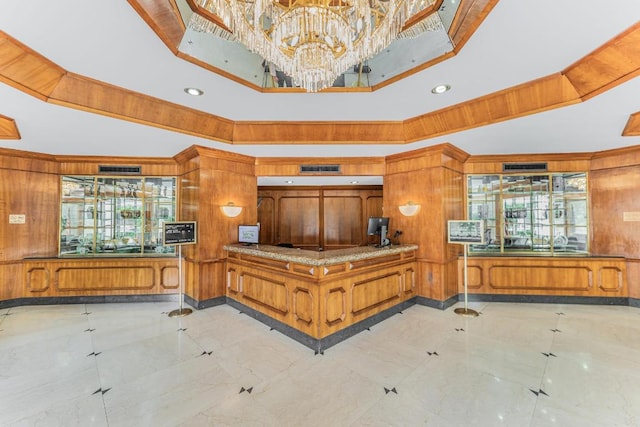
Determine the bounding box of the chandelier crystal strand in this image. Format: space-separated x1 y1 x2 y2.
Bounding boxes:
190 0 438 92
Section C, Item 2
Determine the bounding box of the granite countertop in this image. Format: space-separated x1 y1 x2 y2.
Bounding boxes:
224 244 418 267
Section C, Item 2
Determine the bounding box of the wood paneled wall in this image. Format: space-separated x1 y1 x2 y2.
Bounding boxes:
257 186 383 250
3 142 640 305
590 145 640 299
462 256 627 297
175 145 257 302
384 144 468 302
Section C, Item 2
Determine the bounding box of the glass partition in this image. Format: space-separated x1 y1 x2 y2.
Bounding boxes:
60 176 177 256
467 173 588 255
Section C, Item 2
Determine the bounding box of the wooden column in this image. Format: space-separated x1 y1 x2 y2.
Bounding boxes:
175 145 257 305
384 144 468 304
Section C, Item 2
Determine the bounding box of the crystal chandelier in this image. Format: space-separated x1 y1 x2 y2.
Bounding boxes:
189 0 442 92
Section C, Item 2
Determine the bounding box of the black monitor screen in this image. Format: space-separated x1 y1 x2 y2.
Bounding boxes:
238 225 260 245
367 217 389 235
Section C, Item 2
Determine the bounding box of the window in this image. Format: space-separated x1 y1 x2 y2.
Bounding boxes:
467 173 588 255
60 176 177 256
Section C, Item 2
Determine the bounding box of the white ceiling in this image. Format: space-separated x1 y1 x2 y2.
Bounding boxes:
1 0 639 170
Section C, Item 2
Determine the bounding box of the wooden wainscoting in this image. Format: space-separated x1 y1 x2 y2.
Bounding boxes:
22 257 179 297
460 257 627 297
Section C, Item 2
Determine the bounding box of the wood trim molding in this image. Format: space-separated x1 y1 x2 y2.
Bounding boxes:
126 0 185 54
563 22 640 101
233 121 406 144
0 114 20 140
403 73 582 143
48 73 235 143
0 31 67 101
622 112 640 137
1 21 639 146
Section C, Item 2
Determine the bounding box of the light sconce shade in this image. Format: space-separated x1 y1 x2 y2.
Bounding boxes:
221 202 242 218
399 201 421 216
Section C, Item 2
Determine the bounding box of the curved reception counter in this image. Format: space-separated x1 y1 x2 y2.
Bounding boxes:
224 244 418 352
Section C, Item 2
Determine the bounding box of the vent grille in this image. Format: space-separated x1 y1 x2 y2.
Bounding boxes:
502 163 548 172
299 164 341 173
98 165 142 175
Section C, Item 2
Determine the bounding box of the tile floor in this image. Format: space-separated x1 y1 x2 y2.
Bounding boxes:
1 300 640 426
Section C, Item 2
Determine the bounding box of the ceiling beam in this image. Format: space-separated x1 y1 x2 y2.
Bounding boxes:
0 114 20 140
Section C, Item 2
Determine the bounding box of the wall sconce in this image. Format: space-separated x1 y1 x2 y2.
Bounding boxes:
399 201 420 216
221 202 242 218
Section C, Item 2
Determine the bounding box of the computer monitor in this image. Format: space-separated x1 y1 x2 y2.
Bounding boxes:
367 217 390 247
238 224 260 245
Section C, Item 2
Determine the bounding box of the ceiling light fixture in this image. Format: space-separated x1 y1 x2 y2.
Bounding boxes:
189 0 443 93
184 87 204 96
431 84 451 94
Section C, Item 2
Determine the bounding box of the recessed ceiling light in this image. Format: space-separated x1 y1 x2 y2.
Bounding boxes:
184 87 204 96
431 84 451 94
351 180 359 184
285 180 294 184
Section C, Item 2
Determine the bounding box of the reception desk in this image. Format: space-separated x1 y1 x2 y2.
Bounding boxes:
224 244 418 352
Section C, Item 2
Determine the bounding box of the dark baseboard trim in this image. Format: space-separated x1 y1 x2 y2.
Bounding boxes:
0 294 178 310
415 295 458 310
226 297 417 353
463 294 630 306
629 297 640 308
184 295 226 310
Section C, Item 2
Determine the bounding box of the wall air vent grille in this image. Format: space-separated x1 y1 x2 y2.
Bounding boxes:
502 163 548 172
299 165 341 173
98 165 142 175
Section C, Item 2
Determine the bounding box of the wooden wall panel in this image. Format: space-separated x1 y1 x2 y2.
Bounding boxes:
627 259 640 300
0 168 59 262
1 263 24 300
176 146 257 304
56 266 155 291
323 196 364 247
351 272 402 315
293 287 314 325
258 187 382 249
384 145 466 302
461 257 627 297
279 196 320 248
257 196 276 244
590 166 640 258
241 271 289 315
21 258 179 297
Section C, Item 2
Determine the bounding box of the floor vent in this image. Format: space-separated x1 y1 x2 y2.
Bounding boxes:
98 165 142 175
300 164 341 173
502 162 548 172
